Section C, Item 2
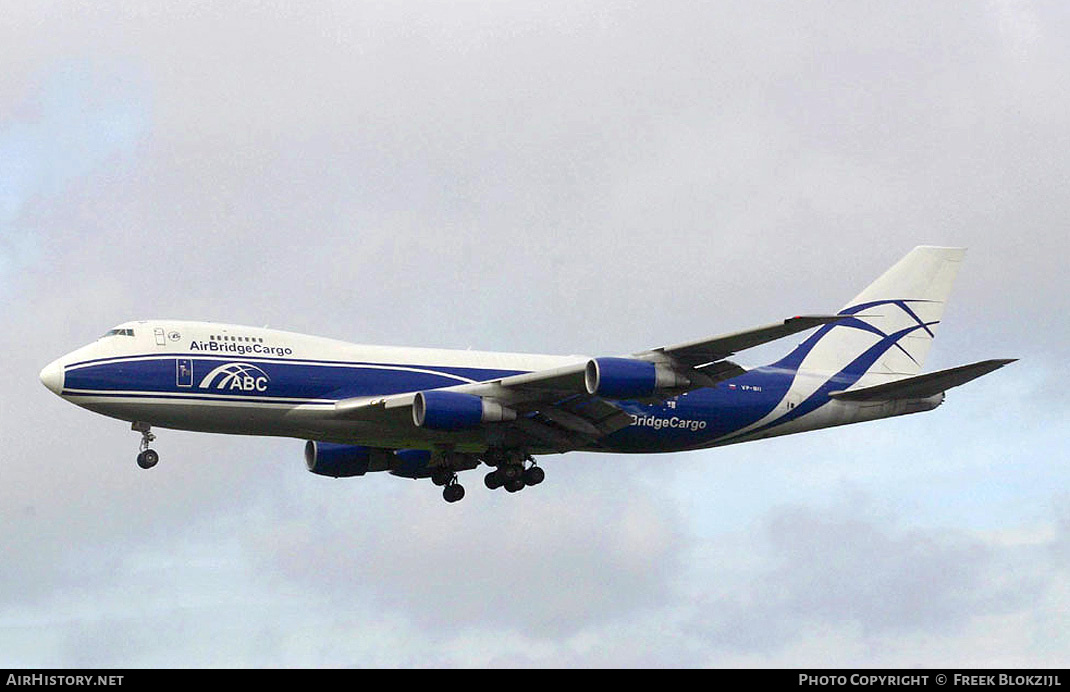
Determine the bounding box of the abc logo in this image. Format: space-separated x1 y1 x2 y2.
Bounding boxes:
198 363 270 392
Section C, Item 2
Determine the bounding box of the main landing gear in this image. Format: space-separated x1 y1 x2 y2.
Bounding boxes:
431 467 466 504
132 422 159 469
482 453 544 494
429 449 545 503
442 480 465 504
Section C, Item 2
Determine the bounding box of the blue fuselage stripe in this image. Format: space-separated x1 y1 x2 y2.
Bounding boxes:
63 356 525 403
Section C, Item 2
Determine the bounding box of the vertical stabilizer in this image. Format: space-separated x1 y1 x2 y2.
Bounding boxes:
776 246 966 384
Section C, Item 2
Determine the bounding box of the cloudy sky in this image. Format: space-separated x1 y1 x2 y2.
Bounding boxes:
2 1 1067 668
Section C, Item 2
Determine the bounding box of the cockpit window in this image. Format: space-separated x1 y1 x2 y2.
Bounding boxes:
102 328 135 338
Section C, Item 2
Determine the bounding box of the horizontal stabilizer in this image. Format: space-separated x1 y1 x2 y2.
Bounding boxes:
829 359 1016 402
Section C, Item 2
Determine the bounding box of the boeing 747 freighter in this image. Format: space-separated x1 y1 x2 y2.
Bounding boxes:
40 247 1014 502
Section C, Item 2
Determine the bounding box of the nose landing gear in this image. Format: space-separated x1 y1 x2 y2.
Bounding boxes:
132 422 159 469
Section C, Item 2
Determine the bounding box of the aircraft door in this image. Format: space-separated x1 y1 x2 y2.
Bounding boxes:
177 358 193 388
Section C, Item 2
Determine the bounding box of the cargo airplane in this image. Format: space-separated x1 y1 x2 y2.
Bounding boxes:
39 247 1013 502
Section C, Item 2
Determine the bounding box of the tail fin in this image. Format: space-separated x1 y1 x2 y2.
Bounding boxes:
776 246 966 384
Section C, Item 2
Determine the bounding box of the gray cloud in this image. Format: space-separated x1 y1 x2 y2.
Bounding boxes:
246 464 687 639
684 500 1046 657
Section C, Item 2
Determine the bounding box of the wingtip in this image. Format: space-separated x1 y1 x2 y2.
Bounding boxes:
786 314 847 324
913 245 968 253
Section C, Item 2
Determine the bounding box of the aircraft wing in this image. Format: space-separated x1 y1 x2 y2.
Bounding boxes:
332 314 845 451
331 363 630 452
633 314 845 368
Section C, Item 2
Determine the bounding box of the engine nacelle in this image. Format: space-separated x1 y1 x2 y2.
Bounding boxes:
305 441 375 478
389 449 434 479
584 357 689 399
306 442 434 479
412 390 516 430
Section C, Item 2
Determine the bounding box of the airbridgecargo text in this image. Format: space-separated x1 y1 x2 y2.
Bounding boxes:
630 414 707 431
190 340 293 357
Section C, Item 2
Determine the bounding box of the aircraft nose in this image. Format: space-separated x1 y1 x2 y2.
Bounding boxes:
39 358 65 395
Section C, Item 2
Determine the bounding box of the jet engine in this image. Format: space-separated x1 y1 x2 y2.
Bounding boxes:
306 442 436 479
584 357 689 399
412 390 516 430
304 441 381 477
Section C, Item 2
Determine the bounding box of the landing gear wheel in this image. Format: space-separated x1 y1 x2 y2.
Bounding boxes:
431 468 453 486
132 422 158 470
484 471 504 490
523 465 545 486
443 482 465 503
504 478 526 493
136 449 159 469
